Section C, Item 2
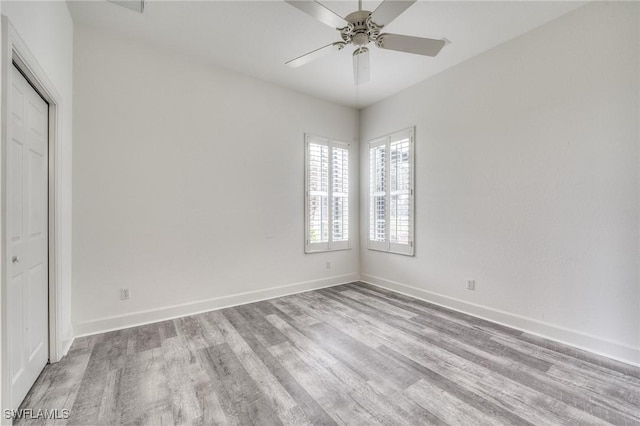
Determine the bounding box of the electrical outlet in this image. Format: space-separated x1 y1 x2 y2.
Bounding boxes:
326 261 331 270
467 280 475 291
121 288 130 300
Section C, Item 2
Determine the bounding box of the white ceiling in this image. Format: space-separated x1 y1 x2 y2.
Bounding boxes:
67 0 586 108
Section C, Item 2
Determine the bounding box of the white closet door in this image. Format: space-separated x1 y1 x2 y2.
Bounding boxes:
8 64 49 410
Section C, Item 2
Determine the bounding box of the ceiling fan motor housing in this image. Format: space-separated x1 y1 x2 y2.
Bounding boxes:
341 10 383 47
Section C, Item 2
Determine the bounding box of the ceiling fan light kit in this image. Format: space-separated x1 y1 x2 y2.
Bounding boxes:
285 0 449 86
353 47 371 85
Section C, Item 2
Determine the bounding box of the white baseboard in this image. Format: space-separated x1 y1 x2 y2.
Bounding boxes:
361 273 640 367
73 273 359 337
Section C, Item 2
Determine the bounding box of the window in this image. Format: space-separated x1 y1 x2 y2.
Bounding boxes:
368 127 414 255
305 134 350 253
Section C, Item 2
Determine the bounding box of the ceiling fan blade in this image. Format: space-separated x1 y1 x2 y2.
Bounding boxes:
377 33 447 57
369 0 416 27
353 48 370 86
285 0 349 29
286 42 346 68
109 0 145 13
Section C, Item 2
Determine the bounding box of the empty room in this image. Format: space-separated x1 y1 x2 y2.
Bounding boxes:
0 0 639 424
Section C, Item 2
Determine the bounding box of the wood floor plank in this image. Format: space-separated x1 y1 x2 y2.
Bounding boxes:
214 309 309 425
545 364 640 419
173 314 223 351
339 289 419 319
303 321 420 390
199 342 282 425
161 334 207 425
381 344 596 426
492 333 640 388
318 287 638 425
266 313 447 425
409 314 553 372
168 328 230 425
118 348 173 425
285 292 385 349
268 341 380 425
94 328 132 370
221 307 337 425
301 289 630 423
294 291 538 425
131 323 162 353
16 342 94 426
351 282 524 337
305 289 632 424
67 347 115 424
518 333 640 379
233 304 289 348
16 282 640 426
268 297 322 328
268 331 426 426
336 286 553 372
157 319 178 341
406 378 502 426
380 322 630 425
96 369 122 424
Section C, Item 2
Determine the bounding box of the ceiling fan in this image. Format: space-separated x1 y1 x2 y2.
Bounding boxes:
284 0 449 85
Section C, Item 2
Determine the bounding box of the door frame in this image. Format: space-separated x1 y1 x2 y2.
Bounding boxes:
1 17 64 413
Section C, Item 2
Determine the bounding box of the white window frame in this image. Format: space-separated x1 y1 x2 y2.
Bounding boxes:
367 127 415 256
305 134 351 253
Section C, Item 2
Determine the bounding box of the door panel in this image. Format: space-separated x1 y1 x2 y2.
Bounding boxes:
28 264 46 358
9 140 23 241
28 149 45 236
8 65 49 410
8 274 24 381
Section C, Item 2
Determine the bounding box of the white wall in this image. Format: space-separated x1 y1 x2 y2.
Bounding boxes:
72 26 359 335
360 2 639 365
1 1 74 349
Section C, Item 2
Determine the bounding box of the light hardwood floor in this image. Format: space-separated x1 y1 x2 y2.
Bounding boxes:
16 282 640 425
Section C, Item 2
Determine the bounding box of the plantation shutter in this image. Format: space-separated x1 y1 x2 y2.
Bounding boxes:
331 143 350 249
305 135 350 253
367 127 414 255
389 129 413 255
307 139 329 251
369 140 387 251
